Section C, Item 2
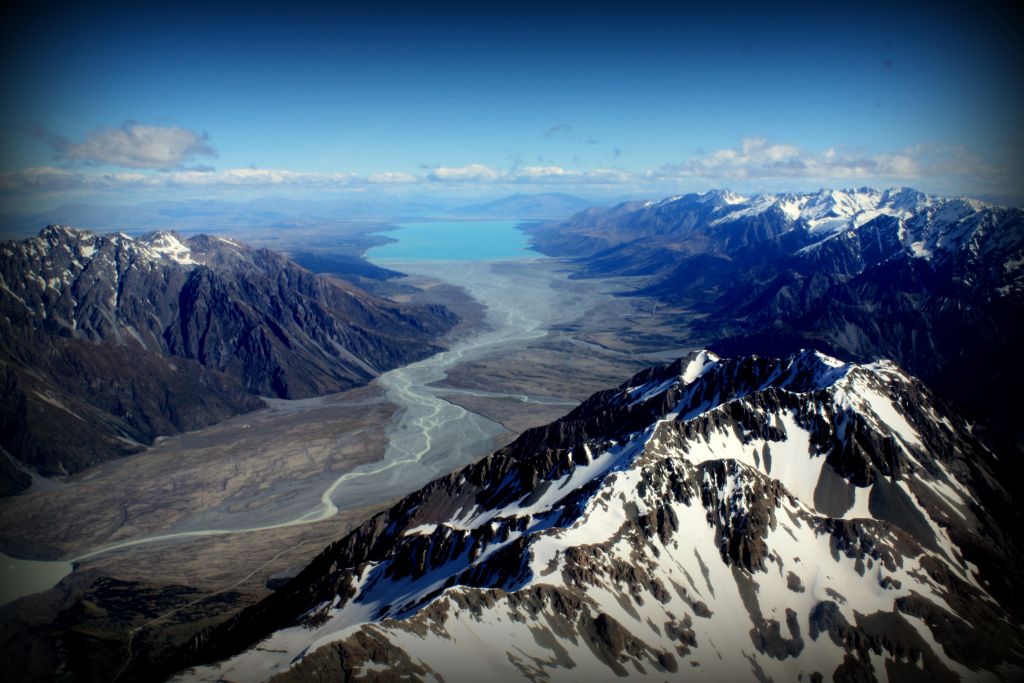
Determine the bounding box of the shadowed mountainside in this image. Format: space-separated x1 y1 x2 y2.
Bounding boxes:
164 350 1023 682
0 227 457 494
526 188 1024 450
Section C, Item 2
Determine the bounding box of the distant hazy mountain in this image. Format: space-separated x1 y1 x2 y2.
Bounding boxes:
0 227 457 494
526 188 1024 440
4 200 302 238
170 350 1023 682
1 197 464 238
286 251 403 281
0 194 600 240
452 193 599 219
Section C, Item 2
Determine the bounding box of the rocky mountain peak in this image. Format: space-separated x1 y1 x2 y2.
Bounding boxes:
135 230 198 265
37 223 81 240
527 188 1023 446
170 349 1022 683
698 188 747 206
0 225 458 494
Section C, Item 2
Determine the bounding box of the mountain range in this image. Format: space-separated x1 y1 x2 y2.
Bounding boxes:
4 187 1022 683
0 227 457 495
163 349 1023 682
0 194 599 240
526 188 1024 450
451 193 600 219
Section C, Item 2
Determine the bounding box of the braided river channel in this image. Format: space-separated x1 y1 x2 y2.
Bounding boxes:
1 220 609 603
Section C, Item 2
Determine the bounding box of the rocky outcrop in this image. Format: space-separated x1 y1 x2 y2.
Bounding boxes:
526 188 1024 449
0 227 458 491
161 350 1023 683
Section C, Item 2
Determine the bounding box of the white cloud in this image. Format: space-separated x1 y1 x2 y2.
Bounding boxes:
426 164 500 182
0 167 361 194
50 122 218 169
515 166 580 179
3 138 1017 205
367 171 418 184
163 168 358 187
654 137 1002 182
0 166 150 193
510 166 632 185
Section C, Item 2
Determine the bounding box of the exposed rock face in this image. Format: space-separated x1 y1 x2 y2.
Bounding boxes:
526 188 1024 443
0 226 457 492
164 350 1023 683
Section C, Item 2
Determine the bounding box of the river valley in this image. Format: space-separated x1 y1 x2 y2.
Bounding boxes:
0 220 695 680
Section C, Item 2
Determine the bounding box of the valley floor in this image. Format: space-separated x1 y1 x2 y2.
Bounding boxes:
0 257 698 681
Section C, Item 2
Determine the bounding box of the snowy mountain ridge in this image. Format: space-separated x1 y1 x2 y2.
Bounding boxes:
0 227 243 341
173 349 1022 683
647 186 1000 258
526 188 1024 440
0 225 457 492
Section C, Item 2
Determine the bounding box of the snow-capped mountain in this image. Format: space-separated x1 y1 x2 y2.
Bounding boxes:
526 188 1024 443
706 187 939 233
531 186 1009 268
170 350 1023 682
0 226 456 494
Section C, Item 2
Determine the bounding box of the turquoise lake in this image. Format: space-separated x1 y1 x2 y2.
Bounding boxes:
366 220 538 261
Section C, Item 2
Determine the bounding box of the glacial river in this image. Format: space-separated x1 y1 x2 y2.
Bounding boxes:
0 221 592 604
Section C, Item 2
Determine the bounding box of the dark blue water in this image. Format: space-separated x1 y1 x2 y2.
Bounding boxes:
366 220 537 261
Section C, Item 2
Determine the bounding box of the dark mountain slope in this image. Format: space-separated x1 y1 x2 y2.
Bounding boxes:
163 350 1023 683
0 226 457 493
526 188 1024 444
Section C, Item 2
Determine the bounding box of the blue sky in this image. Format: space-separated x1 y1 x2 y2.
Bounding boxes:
2 0 1022 211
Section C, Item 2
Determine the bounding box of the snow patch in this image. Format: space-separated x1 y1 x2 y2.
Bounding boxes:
145 232 197 265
